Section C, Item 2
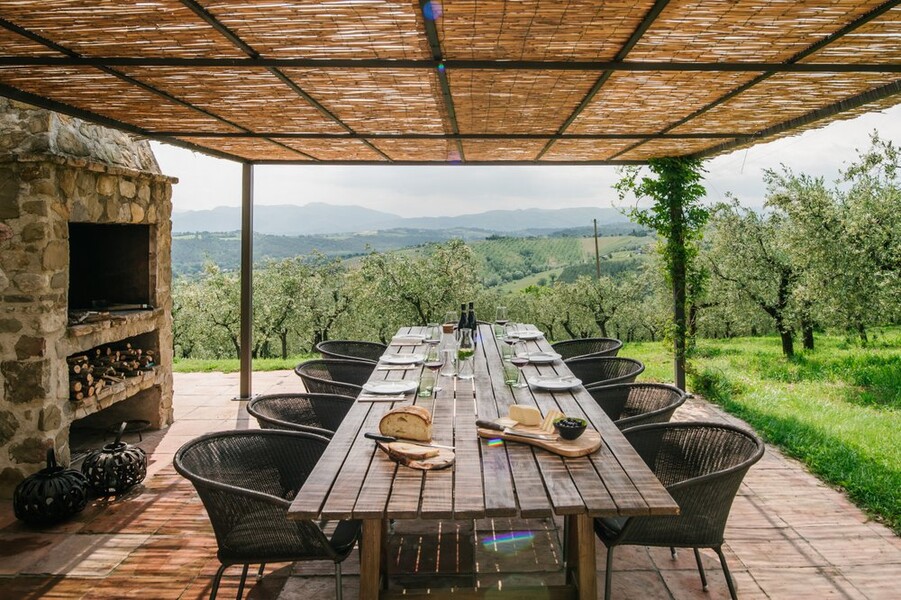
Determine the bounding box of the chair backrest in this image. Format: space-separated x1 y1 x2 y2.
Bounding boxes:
174 430 340 561
619 422 765 547
551 337 623 360
295 359 373 396
247 393 356 437
564 356 644 387
585 382 686 430
315 340 386 363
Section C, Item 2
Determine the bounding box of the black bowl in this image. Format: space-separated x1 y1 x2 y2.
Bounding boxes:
553 417 587 441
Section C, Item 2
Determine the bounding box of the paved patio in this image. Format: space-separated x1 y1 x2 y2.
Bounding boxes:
0 371 897 599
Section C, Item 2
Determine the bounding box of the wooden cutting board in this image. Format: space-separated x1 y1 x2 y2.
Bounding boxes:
377 441 455 470
477 425 602 458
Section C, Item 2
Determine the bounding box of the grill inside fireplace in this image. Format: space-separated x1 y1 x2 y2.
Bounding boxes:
68 223 153 310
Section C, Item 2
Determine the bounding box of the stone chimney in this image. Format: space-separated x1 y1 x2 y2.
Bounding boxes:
0 98 175 496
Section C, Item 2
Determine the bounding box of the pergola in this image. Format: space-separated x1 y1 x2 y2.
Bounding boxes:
2 0 899 395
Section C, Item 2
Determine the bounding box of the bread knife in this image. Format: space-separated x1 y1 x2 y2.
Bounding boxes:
475 419 558 441
364 432 455 450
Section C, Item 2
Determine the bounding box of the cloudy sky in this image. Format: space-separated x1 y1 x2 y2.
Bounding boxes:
154 103 901 217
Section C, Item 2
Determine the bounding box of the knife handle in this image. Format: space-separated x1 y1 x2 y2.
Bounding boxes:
364 432 396 443
475 419 504 431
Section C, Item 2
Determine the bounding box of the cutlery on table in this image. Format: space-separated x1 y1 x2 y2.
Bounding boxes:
357 394 409 402
376 365 416 371
364 432 455 450
475 419 558 441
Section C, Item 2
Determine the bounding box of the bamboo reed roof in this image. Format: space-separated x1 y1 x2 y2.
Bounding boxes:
0 0 898 164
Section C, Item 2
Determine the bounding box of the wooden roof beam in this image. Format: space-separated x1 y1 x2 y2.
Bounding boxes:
417 0 464 162
0 17 315 162
612 0 901 159
178 0 390 162
536 0 672 160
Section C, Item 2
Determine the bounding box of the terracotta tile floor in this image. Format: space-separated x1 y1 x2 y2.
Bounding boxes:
1 371 898 599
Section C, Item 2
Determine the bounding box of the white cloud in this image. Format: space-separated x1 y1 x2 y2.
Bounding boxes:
153 103 901 217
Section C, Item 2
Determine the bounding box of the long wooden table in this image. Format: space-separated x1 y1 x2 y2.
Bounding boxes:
288 324 679 599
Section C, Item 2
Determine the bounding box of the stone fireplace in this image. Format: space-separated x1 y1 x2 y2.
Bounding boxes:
0 98 175 495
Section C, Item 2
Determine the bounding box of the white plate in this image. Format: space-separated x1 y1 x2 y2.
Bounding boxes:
391 334 426 344
515 330 544 340
362 380 418 395
527 375 582 391
521 351 562 364
379 353 425 365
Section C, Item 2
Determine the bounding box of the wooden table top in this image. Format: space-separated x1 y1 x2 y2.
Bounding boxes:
289 324 679 521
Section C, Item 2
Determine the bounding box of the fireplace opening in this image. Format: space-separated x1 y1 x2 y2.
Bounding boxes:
68 223 153 310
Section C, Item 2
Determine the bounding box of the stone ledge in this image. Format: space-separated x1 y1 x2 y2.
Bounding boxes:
0 153 178 184
64 309 165 357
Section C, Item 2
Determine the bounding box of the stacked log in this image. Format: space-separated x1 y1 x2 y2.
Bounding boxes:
67 343 156 402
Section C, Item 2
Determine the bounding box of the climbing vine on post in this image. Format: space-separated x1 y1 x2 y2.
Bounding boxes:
615 157 708 390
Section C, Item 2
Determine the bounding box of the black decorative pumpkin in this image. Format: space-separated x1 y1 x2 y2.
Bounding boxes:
13 448 89 526
81 422 147 494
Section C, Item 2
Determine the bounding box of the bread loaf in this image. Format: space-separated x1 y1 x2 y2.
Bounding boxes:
385 442 439 460
379 405 432 442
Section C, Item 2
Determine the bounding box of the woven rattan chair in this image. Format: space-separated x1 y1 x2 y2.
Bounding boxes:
315 340 386 363
551 337 623 360
596 422 764 600
247 393 356 438
584 382 687 430
294 359 373 397
564 356 644 387
174 430 361 600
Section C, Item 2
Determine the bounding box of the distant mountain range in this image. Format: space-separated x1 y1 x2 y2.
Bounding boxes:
172 202 629 235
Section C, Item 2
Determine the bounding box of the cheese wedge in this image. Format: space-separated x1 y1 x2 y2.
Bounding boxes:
509 404 541 427
540 409 565 433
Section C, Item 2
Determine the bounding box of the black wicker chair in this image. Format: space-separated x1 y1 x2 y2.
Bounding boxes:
315 340 386 363
564 356 644 387
247 393 356 438
584 382 687 430
551 337 623 360
174 430 361 600
295 359 374 397
596 422 764 600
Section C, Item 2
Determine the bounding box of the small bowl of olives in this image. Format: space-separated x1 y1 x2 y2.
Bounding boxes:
553 416 587 440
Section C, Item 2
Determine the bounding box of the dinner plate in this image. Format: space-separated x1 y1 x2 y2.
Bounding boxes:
527 375 582 391
362 380 418 395
520 351 562 364
515 330 544 340
379 353 425 365
391 334 426 344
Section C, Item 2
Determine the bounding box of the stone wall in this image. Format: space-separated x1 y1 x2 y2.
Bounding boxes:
0 99 175 495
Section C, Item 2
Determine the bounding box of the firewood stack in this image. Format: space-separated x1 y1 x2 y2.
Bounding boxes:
67 343 156 402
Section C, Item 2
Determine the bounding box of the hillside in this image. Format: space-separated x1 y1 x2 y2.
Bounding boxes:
172 203 629 236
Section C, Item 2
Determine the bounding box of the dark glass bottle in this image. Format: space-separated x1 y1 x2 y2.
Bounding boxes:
456 303 467 340
467 301 477 347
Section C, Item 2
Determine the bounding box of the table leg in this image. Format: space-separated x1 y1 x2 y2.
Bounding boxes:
361 519 384 600
566 514 597 600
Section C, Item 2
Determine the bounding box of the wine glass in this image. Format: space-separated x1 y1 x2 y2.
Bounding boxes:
423 345 444 392
509 345 529 388
425 323 441 345
495 306 508 326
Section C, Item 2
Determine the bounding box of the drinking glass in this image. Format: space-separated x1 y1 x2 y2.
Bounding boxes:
423 345 444 392
495 306 509 326
425 323 441 345
509 347 529 388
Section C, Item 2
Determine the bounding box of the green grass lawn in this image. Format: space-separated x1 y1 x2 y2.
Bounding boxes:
623 329 901 534
173 354 315 373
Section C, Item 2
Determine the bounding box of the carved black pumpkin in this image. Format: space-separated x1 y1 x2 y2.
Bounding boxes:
13 448 89 526
81 422 147 494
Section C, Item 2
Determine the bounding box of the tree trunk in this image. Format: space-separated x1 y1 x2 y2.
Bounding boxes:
669 196 687 390
802 325 814 351
857 323 868 345
280 332 289 360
